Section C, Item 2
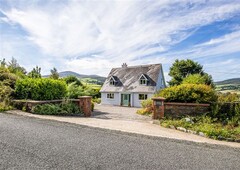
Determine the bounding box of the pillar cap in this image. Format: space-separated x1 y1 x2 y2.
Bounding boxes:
151 97 165 100
78 96 92 99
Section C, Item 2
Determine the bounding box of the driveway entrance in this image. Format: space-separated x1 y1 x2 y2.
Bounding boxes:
93 104 151 122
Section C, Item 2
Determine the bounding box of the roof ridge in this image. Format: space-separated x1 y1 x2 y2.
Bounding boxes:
113 63 161 69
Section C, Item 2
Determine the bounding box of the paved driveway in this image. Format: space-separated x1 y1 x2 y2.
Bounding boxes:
93 104 152 122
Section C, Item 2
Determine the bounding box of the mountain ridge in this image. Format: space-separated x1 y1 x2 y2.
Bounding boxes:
43 71 106 83
215 78 240 85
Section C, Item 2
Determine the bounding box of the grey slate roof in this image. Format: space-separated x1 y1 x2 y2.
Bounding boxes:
100 64 162 93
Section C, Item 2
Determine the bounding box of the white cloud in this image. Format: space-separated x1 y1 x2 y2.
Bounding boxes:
1 0 240 80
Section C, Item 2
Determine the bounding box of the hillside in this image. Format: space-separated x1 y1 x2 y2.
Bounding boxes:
215 78 240 85
215 78 240 94
43 71 106 84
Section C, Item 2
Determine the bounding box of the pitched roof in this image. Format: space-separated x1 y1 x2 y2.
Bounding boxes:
100 64 162 93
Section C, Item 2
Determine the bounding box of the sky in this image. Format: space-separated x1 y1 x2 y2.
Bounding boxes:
0 0 240 82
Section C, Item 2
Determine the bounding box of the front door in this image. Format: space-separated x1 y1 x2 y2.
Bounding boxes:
121 94 131 106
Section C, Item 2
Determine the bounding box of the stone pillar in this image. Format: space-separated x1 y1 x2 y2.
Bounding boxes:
152 97 165 119
78 96 92 117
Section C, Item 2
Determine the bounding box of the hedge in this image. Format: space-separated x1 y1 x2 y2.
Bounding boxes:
15 78 67 100
158 84 217 103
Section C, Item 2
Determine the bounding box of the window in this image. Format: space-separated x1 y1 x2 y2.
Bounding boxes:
109 76 117 86
110 79 115 86
107 93 114 99
139 75 148 85
139 94 148 100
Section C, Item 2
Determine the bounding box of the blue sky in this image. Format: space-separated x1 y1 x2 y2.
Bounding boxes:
0 0 240 81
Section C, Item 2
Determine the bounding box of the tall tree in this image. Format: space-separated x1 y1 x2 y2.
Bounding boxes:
0 58 6 67
49 67 59 79
168 59 204 86
28 66 41 78
7 57 27 75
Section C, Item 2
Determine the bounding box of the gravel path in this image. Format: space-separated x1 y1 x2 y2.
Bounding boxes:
93 104 152 121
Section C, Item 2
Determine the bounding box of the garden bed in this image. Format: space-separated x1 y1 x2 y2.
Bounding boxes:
160 116 240 142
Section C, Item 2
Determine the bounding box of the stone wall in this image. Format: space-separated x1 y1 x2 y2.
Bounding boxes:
164 102 210 117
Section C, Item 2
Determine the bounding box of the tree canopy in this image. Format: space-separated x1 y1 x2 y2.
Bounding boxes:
28 66 41 78
168 59 213 87
50 67 59 79
63 75 82 86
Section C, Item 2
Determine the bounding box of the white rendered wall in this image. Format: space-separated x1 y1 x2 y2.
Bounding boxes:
133 93 154 107
101 92 120 106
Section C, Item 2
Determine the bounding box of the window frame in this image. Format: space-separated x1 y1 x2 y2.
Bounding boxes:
107 93 114 99
110 79 115 86
139 74 148 85
138 94 148 100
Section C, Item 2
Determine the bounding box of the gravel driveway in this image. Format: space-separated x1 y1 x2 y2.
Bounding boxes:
93 104 152 122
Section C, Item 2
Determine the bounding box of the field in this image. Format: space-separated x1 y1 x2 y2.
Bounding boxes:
215 84 240 94
80 78 102 90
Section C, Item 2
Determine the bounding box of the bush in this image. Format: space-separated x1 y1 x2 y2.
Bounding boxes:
160 116 240 141
210 102 240 125
92 98 101 104
217 92 239 102
91 101 94 111
66 83 101 98
136 99 153 115
32 102 82 115
158 84 217 103
15 78 67 100
63 76 82 86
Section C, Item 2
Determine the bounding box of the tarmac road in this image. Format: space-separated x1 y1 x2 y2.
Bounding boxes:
0 113 239 170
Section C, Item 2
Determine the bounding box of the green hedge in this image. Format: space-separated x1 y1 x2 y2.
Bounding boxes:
33 102 82 115
159 84 217 103
15 78 67 100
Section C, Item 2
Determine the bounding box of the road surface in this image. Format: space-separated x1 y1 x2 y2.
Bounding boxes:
0 113 239 169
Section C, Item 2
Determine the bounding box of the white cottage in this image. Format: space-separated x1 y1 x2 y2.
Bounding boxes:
100 63 166 107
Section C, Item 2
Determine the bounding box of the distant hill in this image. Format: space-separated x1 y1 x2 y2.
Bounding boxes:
43 71 106 84
215 78 240 85
215 78 240 94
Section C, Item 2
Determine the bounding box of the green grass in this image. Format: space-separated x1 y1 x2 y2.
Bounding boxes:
215 84 240 94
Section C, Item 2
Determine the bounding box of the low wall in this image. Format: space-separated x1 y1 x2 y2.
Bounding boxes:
164 102 210 117
12 98 92 117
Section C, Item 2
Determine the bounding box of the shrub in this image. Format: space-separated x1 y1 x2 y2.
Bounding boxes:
63 76 82 86
32 102 82 115
217 92 239 102
15 78 67 100
182 73 214 88
210 102 240 125
158 84 217 103
92 98 101 104
136 99 153 115
91 101 94 111
66 82 101 98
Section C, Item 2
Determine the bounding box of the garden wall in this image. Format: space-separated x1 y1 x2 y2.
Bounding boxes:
164 102 210 117
13 97 92 117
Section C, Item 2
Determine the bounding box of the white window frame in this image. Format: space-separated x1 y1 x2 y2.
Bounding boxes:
139 94 148 100
109 76 117 86
139 74 148 85
110 79 115 86
107 93 114 99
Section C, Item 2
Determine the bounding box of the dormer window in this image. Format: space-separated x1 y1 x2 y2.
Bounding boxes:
139 74 148 85
109 76 117 86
